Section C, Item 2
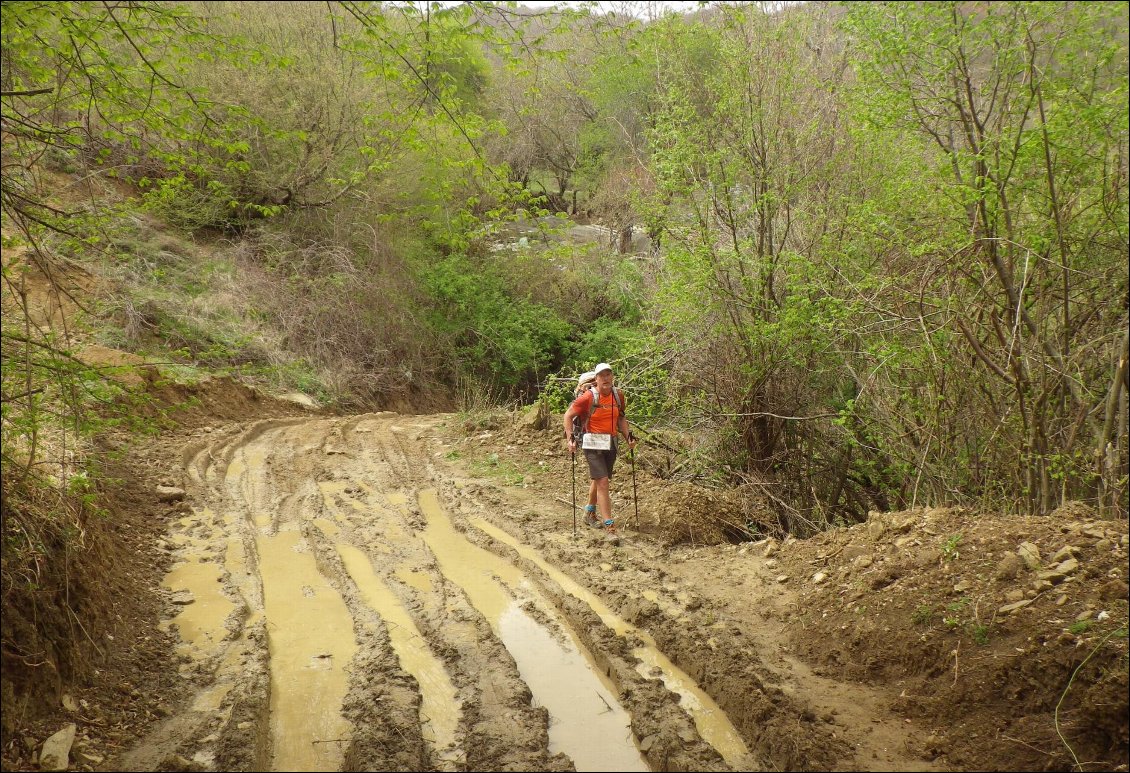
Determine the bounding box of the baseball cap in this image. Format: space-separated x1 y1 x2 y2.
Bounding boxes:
593 362 613 375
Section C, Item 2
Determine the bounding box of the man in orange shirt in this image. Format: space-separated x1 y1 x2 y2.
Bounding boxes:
563 363 637 532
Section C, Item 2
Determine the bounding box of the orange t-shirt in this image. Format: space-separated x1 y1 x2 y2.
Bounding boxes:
571 388 623 435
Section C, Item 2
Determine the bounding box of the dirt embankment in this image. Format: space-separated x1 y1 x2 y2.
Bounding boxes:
2 384 1126 773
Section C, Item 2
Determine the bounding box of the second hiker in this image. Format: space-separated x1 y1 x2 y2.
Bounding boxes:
563 362 637 532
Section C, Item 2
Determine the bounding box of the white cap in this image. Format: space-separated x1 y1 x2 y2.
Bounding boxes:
577 370 595 385
593 362 613 375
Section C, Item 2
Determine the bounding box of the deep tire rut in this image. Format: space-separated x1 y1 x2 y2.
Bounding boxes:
123 411 839 772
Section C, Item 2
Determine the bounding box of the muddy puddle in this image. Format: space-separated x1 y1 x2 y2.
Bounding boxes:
335 542 461 767
417 488 647 772
152 414 761 771
470 517 758 771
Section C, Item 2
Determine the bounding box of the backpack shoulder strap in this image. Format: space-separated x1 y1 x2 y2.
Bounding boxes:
582 386 602 433
588 387 625 411
585 386 625 432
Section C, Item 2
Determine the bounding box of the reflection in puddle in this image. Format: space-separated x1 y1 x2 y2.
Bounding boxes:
496 604 645 772
471 517 760 771
418 490 647 773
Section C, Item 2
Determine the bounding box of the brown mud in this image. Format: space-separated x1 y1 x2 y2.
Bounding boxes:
2 389 1126 772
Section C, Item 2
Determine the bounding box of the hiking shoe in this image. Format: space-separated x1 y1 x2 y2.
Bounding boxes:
602 519 616 533
583 505 600 527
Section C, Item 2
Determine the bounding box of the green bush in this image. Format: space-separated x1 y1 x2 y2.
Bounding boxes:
423 253 571 395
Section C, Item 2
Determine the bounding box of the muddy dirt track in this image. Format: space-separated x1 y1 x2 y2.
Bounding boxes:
97 404 1130 773
108 409 955 773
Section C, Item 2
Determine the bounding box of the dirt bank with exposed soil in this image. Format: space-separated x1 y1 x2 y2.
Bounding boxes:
1 381 1126 772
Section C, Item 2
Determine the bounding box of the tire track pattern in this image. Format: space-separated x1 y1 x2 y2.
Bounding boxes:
155 412 760 771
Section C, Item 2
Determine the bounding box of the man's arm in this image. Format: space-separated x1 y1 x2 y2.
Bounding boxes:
563 404 578 439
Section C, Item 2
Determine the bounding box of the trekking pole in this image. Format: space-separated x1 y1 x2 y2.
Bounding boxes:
571 447 577 538
631 444 639 530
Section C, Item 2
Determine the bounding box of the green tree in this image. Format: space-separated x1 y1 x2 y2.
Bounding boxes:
842 1 1129 514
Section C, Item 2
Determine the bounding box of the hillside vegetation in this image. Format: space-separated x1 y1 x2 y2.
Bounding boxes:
1 0 1127 754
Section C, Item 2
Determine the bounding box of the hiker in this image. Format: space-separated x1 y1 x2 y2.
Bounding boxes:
563 362 636 531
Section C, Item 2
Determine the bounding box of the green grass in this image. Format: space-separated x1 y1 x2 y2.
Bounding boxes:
1069 620 1092 635
941 532 963 561
912 604 934 625
469 452 531 487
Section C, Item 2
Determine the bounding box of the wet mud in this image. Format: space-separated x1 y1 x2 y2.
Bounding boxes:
129 413 768 768
117 412 935 772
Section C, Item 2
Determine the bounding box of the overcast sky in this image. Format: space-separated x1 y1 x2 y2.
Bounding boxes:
514 1 707 17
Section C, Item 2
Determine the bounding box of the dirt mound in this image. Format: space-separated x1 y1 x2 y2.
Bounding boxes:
766 507 1129 771
631 479 752 545
145 374 316 429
